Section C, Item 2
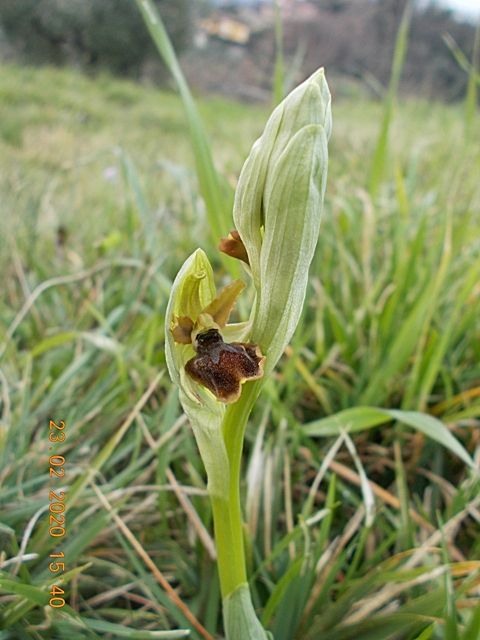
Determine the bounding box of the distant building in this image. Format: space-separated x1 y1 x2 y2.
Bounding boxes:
200 15 251 44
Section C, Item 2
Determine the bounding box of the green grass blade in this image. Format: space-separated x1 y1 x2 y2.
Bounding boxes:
369 1 412 197
443 27 480 136
134 0 232 245
412 624 435 639
119 149 154 256
273 0 285 105
415 258 480 410
261 557 303 627
439 520 460 640
77 619 191 638
462 603 480 640
401 211 452 409
361 274 440 406
0 578 49 607
465 21 479 136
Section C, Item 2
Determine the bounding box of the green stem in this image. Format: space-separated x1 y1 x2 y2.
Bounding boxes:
211 380 263 598
210 495 247 597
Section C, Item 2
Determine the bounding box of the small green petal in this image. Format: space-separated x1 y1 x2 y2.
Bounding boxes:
165 249 216 389
202 279 246 327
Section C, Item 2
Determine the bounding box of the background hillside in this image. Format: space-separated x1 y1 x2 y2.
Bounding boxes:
0 0 478 102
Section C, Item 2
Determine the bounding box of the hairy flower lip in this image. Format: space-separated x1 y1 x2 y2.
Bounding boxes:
185 327 265 404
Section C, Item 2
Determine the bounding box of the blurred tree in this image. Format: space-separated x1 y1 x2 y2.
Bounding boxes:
0 0 191 77
283 0 475 101
313 0 349 11
405 4 475 100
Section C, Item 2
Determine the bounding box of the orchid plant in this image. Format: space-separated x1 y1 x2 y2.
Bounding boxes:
165 68 332 639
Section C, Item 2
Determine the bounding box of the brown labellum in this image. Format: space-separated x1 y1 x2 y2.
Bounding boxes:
185 328 264 403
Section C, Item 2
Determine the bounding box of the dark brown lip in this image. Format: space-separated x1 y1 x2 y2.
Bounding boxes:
186 328 264 403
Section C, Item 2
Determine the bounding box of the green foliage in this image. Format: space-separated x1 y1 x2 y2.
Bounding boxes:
0 0 191 76
0 62 479 638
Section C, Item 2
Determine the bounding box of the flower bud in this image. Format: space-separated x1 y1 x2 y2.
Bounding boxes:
233 68 332 372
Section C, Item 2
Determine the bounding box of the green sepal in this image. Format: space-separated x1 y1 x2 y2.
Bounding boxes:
165 248 216 391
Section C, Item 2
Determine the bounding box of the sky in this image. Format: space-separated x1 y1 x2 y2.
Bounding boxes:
441 0 480 18
217 0 480 19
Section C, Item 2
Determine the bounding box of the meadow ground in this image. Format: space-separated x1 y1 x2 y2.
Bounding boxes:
0 63 479 639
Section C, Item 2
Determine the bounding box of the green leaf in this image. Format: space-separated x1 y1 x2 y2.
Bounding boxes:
79 618 191 638
303 407 475 468
303 407 392 436
388 410 474 469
